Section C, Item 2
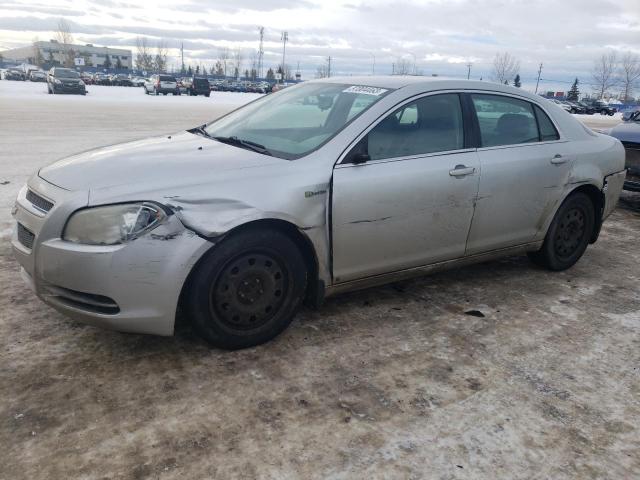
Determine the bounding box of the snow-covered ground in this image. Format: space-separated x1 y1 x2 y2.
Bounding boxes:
0 80 262 235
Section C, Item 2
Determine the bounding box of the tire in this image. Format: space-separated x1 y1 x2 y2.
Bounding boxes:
528 192 595 271
186 228 308 349
205 93 210 98
144 87 148 95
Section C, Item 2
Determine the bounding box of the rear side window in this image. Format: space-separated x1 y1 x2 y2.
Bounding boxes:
534 105 560 141
471 94 538 147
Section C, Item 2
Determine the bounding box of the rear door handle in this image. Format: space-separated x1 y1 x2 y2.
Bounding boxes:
449 165 476 177
550 154 568 165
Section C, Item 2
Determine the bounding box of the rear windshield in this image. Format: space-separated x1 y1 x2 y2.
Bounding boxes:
55 69 79 79
194 78 208 86
159 75 176 82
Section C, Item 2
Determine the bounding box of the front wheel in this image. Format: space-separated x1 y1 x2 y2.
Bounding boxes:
528 192 595 271
186 228 308 349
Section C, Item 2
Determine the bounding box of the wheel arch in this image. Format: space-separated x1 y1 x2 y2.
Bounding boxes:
549 183 604 244
177 218 322 323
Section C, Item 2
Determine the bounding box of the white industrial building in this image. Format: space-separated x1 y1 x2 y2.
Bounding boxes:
1 40 132 69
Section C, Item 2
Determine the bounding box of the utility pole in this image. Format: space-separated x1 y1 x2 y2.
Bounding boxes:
257 27 264 79
466 63 472 80
280 31 288 83
180 43 184 73
535 63 543 94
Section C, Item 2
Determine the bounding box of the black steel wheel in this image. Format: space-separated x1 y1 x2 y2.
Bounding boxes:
528 192 595 271
210 252 288 331
186 228 307 349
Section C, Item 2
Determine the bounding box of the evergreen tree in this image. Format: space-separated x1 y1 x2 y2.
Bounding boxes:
504 79 508 85
215 61 224 76
513 74 521 87
187 65 193 75
115 57 123 70
266 68 275 80
244 69 249 79
567 78 580 101
103 54 112 69
195 65 200 75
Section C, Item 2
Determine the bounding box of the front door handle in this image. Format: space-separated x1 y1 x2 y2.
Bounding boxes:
550 154 568 165
449 164 476 177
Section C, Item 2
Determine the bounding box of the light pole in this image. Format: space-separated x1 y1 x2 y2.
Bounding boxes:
280 31 288 83
407 52 416 75
466 63 472 80
535 63 543 94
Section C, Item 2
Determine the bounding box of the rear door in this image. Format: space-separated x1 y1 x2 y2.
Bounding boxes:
332 93 480 283
465 93 573 254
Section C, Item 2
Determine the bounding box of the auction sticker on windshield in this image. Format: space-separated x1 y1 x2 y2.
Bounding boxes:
342 86 388 96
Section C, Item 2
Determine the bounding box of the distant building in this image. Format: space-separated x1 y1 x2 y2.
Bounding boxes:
1 40 132 69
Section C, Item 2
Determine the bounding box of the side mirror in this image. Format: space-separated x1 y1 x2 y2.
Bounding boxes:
350 152 370 164
345 137 370 164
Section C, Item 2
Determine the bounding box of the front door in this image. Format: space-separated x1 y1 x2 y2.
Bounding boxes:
331 93 480 283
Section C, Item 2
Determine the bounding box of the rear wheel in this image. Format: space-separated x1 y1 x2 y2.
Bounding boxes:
528 192 595 271
186 228 307 349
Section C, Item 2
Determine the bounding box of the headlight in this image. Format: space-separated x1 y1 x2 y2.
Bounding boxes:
54 78 62 84
63 202 167 245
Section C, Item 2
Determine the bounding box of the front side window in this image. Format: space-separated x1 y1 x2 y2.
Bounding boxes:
472 94 538 147
204 83 391 159
365 93 464 160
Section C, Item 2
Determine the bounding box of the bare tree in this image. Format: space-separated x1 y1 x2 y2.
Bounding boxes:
55 18 75 67
619 52 640 104
232 49 243 79
591 51 618 100
31 38 44 67
491 52 520 83
218 47 230 77
394 57 412 75
154 39 168 73
135 37 154 72
315 63 329 79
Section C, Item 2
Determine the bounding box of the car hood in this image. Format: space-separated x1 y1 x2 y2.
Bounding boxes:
609 122 640 143
38 131 285 191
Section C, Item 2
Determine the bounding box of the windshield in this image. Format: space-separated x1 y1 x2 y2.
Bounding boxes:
204 83 391 159
56 69 79 79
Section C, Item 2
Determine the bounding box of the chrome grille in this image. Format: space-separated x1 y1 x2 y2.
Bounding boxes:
17 223 35 249
26 189 54 213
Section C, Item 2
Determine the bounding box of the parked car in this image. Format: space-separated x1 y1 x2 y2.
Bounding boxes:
186 77 211 96
271 81 295 93
93 73 111 85
29 70 47 82
547 98 572 113
11 77 626 349
601 109 640 191
111 74 133 86
589 100 617 116
576 101 596 115
4 68 24 81
144 74 179 95
130 76 146 87
47 67 86 95
80 72 93 85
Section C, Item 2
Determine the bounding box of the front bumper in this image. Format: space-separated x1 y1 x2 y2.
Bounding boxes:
603 170 627 219
11 177 212 336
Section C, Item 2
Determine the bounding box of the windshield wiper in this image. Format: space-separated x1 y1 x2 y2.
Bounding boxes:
189 124 211 138
212 136 273 156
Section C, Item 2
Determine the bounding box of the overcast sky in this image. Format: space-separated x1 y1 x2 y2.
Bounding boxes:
0 0 638 92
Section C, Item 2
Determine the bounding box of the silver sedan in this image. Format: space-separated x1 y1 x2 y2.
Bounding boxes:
11 77 626 349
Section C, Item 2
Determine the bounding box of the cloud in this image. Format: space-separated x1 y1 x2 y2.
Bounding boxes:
0 0 638 90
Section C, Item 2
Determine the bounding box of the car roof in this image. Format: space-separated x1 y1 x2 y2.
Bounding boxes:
310 76 554 104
